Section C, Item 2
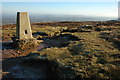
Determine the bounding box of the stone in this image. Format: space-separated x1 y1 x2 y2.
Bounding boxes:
12 38 39 50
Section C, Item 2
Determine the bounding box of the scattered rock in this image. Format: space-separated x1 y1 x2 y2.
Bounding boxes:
12 38 39 50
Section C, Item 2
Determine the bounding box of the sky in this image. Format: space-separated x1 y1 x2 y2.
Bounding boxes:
2 2 118 17
1 0 120 2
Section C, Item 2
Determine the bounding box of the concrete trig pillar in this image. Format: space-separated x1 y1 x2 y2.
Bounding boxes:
118 1 120 21
16 12 33 39
11 12 42 50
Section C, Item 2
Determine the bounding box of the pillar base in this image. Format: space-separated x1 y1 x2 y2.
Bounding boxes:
12 37 42 50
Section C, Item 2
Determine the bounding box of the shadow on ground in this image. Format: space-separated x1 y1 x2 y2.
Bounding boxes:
99 32 120 50
2 56 60 79
42 34 80 48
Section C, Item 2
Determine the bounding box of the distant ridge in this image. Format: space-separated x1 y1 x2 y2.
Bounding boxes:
2 15 117 25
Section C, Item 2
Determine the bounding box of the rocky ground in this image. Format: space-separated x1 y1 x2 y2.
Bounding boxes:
1 21 120 79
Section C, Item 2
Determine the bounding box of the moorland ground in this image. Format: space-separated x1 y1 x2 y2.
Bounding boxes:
1 21 120 79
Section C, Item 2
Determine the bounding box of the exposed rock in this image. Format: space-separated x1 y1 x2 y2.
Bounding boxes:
12 38 40 50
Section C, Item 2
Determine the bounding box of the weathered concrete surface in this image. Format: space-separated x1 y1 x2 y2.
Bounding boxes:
16 12 33 39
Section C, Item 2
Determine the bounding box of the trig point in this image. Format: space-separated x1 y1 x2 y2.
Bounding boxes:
12 12 41 50
118 1 120 21
16 12 33 39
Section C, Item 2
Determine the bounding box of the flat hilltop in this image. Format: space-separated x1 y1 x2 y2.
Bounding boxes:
1 21 120 79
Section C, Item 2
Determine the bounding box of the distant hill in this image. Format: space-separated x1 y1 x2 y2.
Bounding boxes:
2 14 117 25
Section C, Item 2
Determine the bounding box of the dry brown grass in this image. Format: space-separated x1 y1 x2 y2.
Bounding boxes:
2 21 120 79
